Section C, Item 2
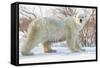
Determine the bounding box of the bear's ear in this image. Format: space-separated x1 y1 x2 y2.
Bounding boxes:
73 14 76 17
73 15 76 17
74 15 79 19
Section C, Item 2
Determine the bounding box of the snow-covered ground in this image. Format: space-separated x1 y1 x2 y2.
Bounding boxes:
19 45 96 64
19 31 96 64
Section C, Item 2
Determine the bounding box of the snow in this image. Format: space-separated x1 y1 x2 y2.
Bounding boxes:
19 31 96 64
19 43 96 64
19 53 95 64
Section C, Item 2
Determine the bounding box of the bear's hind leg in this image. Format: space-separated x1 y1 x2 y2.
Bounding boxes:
43 41 56 53
21 24 42 56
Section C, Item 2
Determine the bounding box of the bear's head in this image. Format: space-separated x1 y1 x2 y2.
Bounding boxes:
76 9 88 24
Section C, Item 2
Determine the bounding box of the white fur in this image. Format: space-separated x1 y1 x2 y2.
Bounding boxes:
21 10 89 56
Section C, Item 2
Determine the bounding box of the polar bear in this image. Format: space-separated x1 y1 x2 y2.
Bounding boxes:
21 10 88 56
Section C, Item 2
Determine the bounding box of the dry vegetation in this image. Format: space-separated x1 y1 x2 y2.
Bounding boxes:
80 9 96 47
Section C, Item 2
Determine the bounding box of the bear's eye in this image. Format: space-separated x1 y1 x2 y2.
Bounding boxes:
82 16 84 18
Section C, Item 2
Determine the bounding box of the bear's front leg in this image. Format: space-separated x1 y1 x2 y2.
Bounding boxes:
75 34 85 52
66 25 80 52
43 41 56 53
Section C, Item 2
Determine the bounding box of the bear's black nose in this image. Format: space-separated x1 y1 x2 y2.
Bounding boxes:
80 19 82 23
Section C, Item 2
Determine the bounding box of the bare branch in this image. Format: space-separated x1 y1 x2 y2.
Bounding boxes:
21 8 37 18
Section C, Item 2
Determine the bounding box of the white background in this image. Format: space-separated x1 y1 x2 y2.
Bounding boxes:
0 0 99 68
